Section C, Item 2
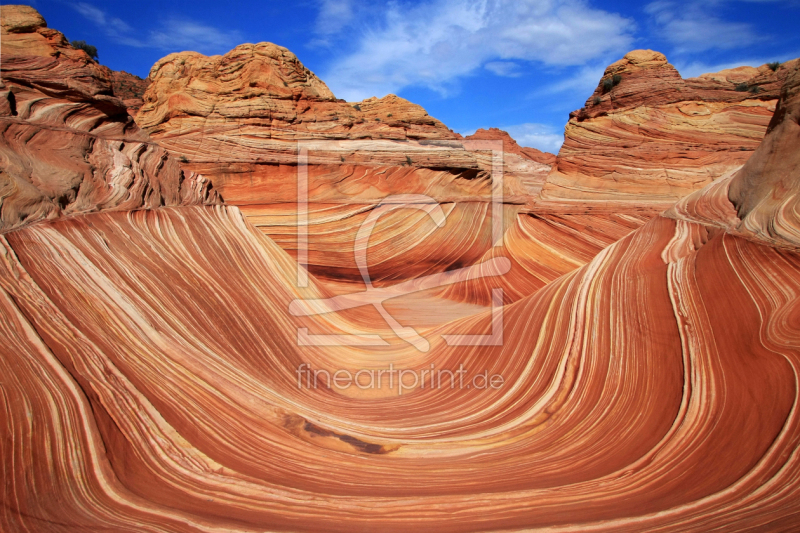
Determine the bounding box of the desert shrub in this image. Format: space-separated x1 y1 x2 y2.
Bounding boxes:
602 74 622 93
735 82 749 92
353 104 362 111
592 96 602 105
767 61 781 72
387 113 393 117
405 155 412 165
70 40 98 60
748 85 762 94
179 155 188 163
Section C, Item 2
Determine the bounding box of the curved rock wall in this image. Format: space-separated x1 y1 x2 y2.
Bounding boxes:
2 6 800 532
0 5 218 232
540 50 794 207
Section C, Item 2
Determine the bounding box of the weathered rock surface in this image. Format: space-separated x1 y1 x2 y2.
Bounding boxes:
462 127 554 197
135 43 553 197
134 41 554 285
539 49 794 207
104 68 150 114
137 43 455 142
3 6 800 532
0 5 218 232
667 59 800 251
3 137 800 532
465 127 556 165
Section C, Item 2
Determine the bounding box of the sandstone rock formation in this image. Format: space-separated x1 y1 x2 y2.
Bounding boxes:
463 127 554 197
105 68 150 113
135 41 553 286
465 127 556 165
3 5 800 532
539 49 794 208
667 59 800 251
0 4 218 232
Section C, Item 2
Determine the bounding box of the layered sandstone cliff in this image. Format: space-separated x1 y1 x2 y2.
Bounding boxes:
135 43 551 202
0 5 218 232
3 5 800 533
2 54 800 532
539 49 793 208
464 127 557 165
134 42 553 286
105 69 150 113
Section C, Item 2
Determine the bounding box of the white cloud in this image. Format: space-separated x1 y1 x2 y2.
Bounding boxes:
320 0 635 101
72 2 133 35
484 61 521 77
71 3 242 54
147 19 243 53
315 0 354 36
309 0 355 47
645 1 761 53
535 63 606 96
502 123 564 153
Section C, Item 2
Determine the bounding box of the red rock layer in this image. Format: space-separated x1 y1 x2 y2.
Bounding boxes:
136 43 455 141
104 68 150 114
133 40 552 285
0 5 218 232
2 187 800 531
539 50 795 206
2 6 800 532
134 43 550 190
466 127 556 165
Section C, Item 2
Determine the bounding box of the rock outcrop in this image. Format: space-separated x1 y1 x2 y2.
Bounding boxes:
666 59 800 251
136 43 455 142
135 42 553 286
3 6 800 533
539 50 793 207
0 4 218 232
3 86 800 530
465 127 556 165
105 68 150 114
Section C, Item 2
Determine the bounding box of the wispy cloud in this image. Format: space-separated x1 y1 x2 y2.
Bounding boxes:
72 2 133 34
645 1 762 53
70 2 243 54
147 19 244 52
484 61 522 77
319 0 635 101
534 63 606 97
502 123 564 153
311 0 355 46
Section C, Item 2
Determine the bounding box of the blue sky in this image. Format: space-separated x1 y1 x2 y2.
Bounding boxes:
13 0 800 153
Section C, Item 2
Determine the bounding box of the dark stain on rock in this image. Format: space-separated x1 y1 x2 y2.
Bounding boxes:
302 420 396 455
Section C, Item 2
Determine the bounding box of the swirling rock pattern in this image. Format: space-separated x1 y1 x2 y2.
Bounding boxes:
134 39 555 286
3 186 800 532
2 6 800 532
0 5 219 232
